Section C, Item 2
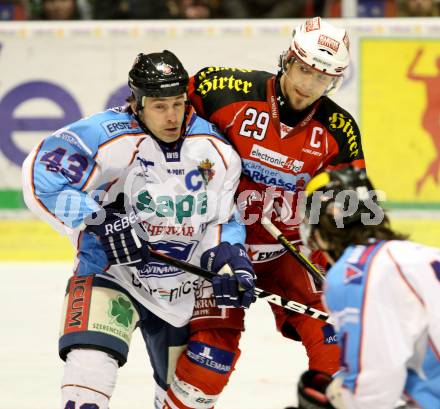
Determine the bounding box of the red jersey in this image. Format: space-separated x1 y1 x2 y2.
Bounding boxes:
189 67 365 245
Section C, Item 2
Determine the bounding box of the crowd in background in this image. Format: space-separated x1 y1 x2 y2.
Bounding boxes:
0 0 439 21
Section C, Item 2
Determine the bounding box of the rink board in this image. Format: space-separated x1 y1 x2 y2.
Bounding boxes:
2 19 440 206
1 218 440 261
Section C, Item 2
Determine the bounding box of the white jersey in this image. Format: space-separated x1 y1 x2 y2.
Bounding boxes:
22 106 244 327
325 240 440 408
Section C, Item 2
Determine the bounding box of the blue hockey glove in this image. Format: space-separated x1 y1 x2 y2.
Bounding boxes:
85 208 149 268
201 242 256 308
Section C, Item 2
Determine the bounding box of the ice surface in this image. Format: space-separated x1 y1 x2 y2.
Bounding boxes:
1 262 307 409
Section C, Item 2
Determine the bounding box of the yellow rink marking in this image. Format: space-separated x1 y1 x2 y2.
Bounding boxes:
391 219 440 249
0 219 439 261
0 221 74 261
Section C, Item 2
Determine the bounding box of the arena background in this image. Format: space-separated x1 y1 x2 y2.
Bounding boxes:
1 18 439 409
1 18 439 261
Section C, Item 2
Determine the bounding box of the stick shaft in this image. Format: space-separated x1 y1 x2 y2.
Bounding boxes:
149 249 332 323
262 219 325 286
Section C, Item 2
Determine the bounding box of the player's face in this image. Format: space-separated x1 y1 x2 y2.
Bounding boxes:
281 60 334 111
139 94 186 143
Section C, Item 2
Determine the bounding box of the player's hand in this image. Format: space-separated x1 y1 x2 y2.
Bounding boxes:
85 208 149 268
297 370 336 409
201 242 256 308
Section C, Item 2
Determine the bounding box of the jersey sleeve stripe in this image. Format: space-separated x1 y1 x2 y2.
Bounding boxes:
207 139 228 170
216 224 221 245
355 242 386 393
355 261 372 393
358 244 376 264
30 139 66 226
387 248 425 307
129 137 146 165
429 337 440 361
81 162 98 191
84 137 145 192
93 178 119 202
94 132 144 157
186 135 229 169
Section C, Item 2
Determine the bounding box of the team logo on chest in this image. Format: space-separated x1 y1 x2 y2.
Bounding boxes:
197 159 215 185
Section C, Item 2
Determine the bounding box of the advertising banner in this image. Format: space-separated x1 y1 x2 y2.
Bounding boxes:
361 37 440 205
0 19 439 207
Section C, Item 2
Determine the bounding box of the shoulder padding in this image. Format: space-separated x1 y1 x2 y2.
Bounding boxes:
187 113 229 144
315 97 362 161
192 67 273 117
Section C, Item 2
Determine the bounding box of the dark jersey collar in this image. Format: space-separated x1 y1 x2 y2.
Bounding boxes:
275 75 318 128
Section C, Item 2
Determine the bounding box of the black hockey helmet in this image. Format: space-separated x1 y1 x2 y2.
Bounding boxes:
299 167 381 249
128 50 189 108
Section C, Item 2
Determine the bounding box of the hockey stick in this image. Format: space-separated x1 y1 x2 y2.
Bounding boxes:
261 217 325 286
149 248 333 324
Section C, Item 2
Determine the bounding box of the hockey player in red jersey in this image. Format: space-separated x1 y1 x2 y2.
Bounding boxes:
189 17 366 380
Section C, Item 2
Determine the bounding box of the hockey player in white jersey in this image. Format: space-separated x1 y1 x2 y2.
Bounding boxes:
22 50 256 409
293 167 440 409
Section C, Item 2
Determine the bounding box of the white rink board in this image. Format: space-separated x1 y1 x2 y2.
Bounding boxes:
1 262 308 409
1 18 439 188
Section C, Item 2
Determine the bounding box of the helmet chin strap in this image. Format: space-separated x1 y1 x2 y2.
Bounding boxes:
324 77 343 96
130 101 158 139
133 111 154 138
278 50 290 74
137 96 146 113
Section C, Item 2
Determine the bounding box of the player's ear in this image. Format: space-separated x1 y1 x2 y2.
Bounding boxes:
284 58 295 72
130 100 138 115
314 229 331 252
314 229 337 265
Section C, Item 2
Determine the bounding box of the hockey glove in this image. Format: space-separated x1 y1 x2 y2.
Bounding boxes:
85 208 149 268
297 370 336 409
201 242 256 308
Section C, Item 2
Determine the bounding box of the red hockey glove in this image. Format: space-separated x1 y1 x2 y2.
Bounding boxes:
297 370 335 409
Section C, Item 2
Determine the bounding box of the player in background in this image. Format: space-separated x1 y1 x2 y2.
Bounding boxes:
189 16 365 384
295 167 440 409
22 50 256 409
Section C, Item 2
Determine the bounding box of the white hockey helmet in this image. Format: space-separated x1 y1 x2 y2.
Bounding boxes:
280 17 350 93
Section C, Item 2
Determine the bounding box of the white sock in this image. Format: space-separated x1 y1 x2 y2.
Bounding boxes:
61 349 118 409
